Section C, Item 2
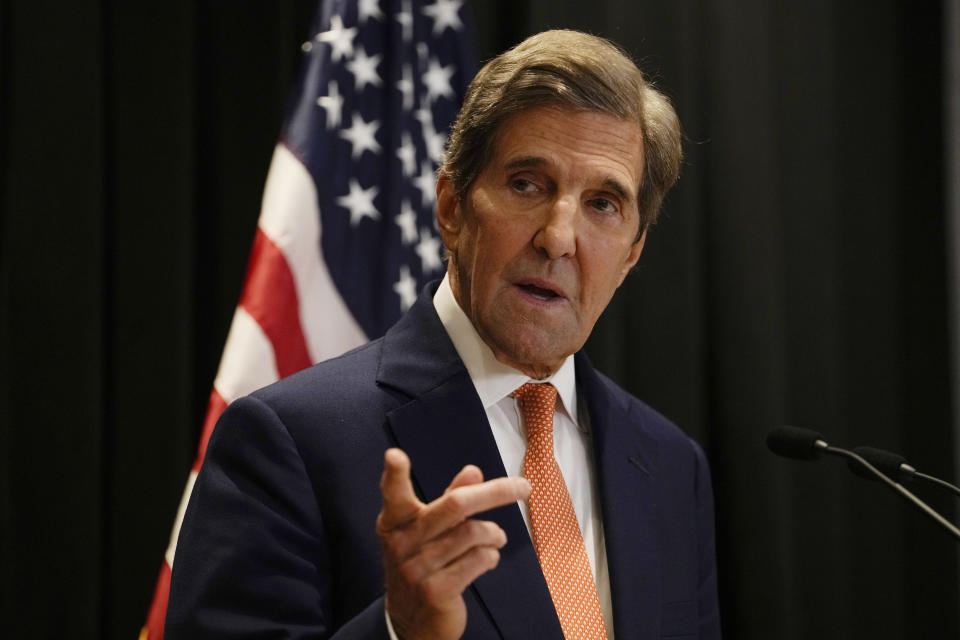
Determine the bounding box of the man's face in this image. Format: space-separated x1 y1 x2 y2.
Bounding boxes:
437 105 646 378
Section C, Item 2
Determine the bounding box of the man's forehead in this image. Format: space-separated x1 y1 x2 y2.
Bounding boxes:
486 107 644 198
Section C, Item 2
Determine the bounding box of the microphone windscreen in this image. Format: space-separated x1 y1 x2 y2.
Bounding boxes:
766 426 824 460
849 446 908 481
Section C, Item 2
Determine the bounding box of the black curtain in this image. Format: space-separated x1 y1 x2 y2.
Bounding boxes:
1 1 955 638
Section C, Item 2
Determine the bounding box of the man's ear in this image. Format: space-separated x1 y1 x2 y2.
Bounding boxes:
617 229 646 286
435 170 462 252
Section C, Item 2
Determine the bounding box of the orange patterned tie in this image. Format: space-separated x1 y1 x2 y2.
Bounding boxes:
514 382 608 640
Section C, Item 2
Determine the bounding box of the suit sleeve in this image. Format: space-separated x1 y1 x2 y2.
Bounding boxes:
165 395 389 639
692 440 722 639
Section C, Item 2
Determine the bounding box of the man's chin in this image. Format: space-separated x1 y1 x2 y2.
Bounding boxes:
486 330 577 379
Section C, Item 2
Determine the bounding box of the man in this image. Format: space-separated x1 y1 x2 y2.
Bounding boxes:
168 29 720 639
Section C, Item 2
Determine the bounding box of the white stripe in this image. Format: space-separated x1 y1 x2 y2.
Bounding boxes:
258 144 368 363
213 306 280 404
164 470 198 566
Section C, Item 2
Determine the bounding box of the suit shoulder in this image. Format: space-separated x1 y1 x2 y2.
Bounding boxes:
592 369 704 455
226 338 400 469
250 338 386 412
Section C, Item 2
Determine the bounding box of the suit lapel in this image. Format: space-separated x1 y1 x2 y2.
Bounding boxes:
578 352 662 640
377 286 564 640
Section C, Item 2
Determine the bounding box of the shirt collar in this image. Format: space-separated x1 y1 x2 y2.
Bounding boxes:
433 274 579 424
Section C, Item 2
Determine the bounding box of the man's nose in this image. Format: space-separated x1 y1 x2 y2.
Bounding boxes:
533 196 577 259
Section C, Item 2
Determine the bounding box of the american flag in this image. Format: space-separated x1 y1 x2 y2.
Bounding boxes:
140 1 473 637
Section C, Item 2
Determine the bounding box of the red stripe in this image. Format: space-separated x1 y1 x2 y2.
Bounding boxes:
240 228 312 378
141 561 171 640
192 389 228 472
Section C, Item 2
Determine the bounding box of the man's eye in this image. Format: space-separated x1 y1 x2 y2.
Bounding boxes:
589 197 618 213
511 178 538 193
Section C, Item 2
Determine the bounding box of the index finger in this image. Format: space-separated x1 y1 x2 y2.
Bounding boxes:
378 448 423 530
443 464 484 494
418 476 531 542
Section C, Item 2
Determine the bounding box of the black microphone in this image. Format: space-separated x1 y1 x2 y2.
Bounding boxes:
766 426 960 541
766 426 827 460
848 446 960 498
847 446 911 481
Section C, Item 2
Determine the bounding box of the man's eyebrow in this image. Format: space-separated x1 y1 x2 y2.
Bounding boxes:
602 177 635 204
503 156 637 204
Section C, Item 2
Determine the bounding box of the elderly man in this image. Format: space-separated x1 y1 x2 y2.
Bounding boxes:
168 29 720 640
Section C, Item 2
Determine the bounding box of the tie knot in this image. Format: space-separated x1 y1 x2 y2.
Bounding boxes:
513 382 557 437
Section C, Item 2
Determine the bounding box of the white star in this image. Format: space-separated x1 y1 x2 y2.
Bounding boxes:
316 80 344 129
346 46 383 91
416 108 446 164
316 15 357 62
415 106 431 125
422 0 463 35
423 58 455 103
394 265 418 311
339 113 381 159
416 230 444 272
358 0 384 23
414 160 437 206
396 0 413 42
425 129 446 164
395 201 419 244
397 64 415 111
337 179 380 226
396 132 417 177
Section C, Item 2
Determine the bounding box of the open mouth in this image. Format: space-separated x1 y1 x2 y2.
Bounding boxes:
517 283 562 301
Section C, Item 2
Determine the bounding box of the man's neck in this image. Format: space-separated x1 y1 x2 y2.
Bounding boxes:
432 274 578 418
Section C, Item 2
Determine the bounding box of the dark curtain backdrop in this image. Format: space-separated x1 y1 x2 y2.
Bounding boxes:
1 1 956 638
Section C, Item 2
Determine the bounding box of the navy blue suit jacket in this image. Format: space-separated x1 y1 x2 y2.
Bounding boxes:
167 285 720 638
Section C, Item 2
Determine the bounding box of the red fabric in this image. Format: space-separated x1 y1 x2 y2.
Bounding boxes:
192 389 228 473
239 228 312 378
140 561 171 640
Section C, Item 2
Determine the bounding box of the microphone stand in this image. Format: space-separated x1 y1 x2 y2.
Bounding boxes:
914 472 960 499
816 440 960 541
